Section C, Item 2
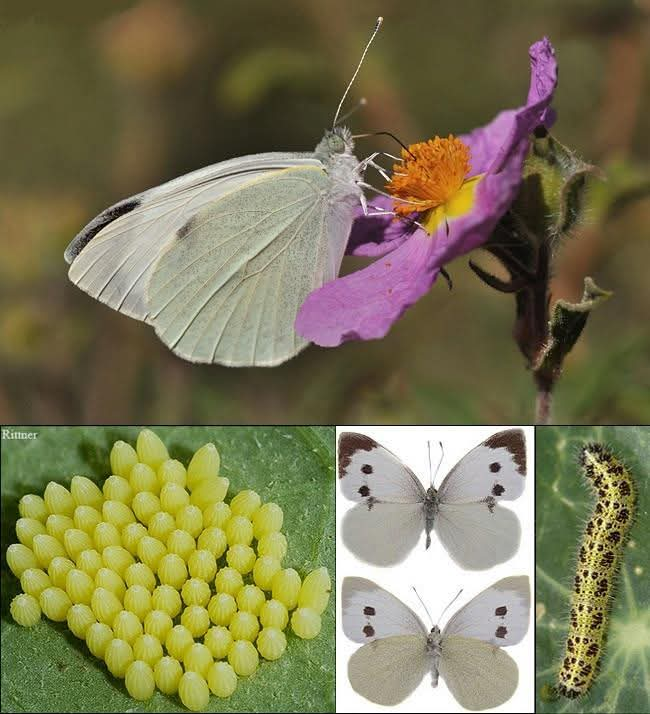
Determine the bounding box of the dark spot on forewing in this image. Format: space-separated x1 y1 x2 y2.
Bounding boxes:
361 464 373 474
489 462 501 473
492 483 505 496
484 429 526 475
358 485 370 497
338 433 378 476
177 215 197 240
495 605 507 616
495 626 507 639
363 625 375 638
65 196 141 263
363 606 376 616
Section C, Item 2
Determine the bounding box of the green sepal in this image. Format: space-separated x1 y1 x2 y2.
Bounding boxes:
534 277 612 379
516 133 603 247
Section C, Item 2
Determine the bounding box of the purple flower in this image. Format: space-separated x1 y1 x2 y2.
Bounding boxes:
296 38 558 346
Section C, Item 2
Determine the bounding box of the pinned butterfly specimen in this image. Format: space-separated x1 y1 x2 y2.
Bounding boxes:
338 429 526 569
63 20 383 367
342 575 530 710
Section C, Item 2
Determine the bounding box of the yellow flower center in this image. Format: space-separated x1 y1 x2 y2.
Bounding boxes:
386 135 483 234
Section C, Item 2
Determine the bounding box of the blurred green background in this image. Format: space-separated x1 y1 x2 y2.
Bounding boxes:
1 0 648 425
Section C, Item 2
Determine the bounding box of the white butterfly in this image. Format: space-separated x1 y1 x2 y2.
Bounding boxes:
342 575 530 710
338 430 526 569
64 20 384 367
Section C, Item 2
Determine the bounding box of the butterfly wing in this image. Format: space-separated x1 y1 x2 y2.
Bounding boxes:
343 577 429 706
342 502 425 567
348 636 431 706
437 428 527 504
341 576 427 643
434 501 521 570
146 164 358 366
338 433 427 566
338 432 427 503
65 153 319 324
442 576 530 646
434 429 526 570
438 635 518 711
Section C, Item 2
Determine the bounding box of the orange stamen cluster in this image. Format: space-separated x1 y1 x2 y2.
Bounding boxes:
386 135 472 216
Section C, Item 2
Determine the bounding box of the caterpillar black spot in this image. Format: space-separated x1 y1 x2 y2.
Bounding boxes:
556 443 636 699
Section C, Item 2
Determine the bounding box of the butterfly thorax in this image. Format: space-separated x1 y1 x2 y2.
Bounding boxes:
313 127 362 213
424 486 439 549
426 626 442 688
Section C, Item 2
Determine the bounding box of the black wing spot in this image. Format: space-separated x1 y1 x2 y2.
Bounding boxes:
361 464 373 475
490 462 501 473
495 605 507 616
177 215 197 241
363 606 376 616
65 196 141 262
358 485 370 497
495 626 508 638
363 625 375 638
492 483 505 496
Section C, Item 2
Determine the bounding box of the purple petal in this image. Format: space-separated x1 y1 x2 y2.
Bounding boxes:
345 196 413 257
299 38 558 347
296 232 440 345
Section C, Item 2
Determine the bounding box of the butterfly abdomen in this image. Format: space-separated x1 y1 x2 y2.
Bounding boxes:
557 443 635 699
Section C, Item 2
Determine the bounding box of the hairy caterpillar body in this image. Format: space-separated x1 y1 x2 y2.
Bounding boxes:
557 443 636 699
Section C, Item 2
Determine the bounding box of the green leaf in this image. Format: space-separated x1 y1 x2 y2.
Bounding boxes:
535 426 650 713
1 427 334 713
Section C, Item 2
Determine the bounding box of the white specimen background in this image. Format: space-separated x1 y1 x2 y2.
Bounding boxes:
336 425 535 714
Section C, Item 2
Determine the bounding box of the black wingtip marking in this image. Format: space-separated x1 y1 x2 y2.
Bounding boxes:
64 196 141 263
484 429 526 475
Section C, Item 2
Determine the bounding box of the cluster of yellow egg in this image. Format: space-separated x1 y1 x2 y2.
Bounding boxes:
7 429 331 711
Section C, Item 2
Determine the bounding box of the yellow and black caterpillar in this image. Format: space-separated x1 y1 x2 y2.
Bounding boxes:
556 442 636 699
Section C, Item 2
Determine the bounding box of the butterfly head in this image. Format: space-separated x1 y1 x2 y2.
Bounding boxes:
315 126 355 160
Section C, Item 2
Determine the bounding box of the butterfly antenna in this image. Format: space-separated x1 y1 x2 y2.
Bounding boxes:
436 588 463 624
333 16 383 128
412 586 435 629
428 440 445 487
